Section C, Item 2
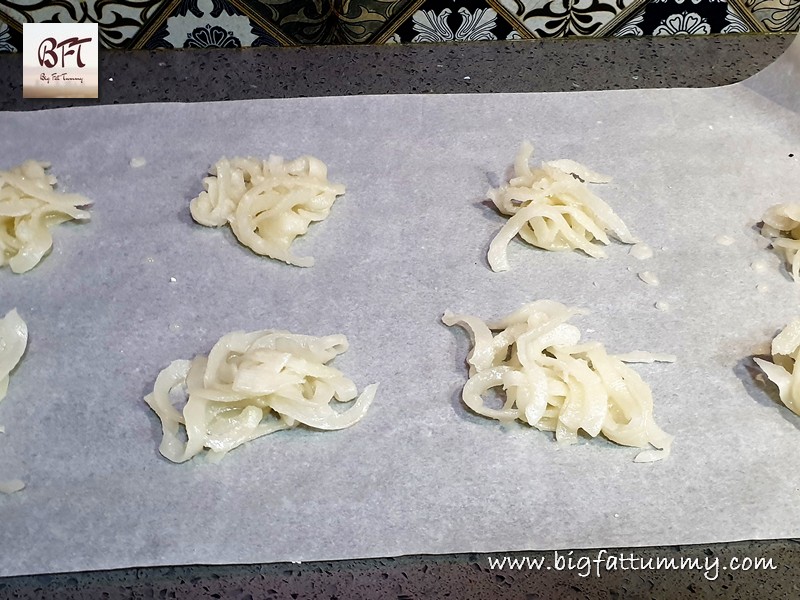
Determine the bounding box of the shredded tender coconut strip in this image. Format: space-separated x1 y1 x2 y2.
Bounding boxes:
638 271 659 286
0 309 28 494
486 142 638 272
0 479 24 494
0 161 91 273
443 301 674 462
614 351 676 364
760 204 800 281
0 309 27 404
754 318 800 415
629 243 653 260
189 155 345 267
145 330 378 463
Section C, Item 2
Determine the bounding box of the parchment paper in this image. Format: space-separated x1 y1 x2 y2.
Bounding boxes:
1 38 799 577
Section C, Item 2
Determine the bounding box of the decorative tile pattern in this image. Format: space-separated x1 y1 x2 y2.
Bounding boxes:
654 11 712 34
606 0 743 35
234 0 337 44
613 10 646 33
489 0 644 37
0 0 169 49
136 0 281 49
389 0 519 42
721 3 753 32
742 0 800 31
0 20 20 52
234 0 415 44
337 0 416 43
0 0 797 52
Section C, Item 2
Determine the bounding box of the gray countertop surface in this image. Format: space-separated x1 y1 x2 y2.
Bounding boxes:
0 33 798 599
0 35 796 109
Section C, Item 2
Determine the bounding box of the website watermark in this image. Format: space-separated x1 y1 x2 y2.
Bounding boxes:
22 22 98 98
487 550 777 581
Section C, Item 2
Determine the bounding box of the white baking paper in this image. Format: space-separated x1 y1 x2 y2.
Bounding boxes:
0 37 799 577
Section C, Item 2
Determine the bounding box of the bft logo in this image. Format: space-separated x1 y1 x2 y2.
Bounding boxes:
23 23 99 99
37 36 93 69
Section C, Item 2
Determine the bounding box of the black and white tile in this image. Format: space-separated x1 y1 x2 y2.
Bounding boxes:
139 0 280 49
0 0 796 51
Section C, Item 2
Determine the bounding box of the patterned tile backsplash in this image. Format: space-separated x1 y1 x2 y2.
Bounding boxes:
0 0 797 52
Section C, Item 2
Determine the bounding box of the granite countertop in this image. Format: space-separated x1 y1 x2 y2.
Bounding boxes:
0 34 798 599
0 35 795 110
